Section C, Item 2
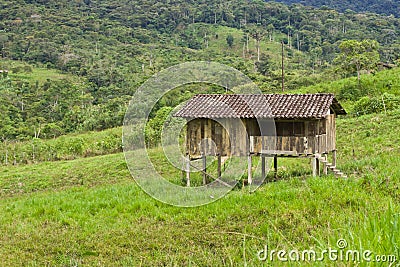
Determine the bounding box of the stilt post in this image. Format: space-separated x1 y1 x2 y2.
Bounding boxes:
202 154 207 185
323 154 328 175
248 154 252 185
217 154 222 178
261 155 266 180
332 150 337 168
312 156 316 177
186 155 190 187
312 156 318 177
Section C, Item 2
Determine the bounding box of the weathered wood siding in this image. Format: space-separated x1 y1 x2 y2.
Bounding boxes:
186 116 336 157
326 114 336 151
186 118 248 157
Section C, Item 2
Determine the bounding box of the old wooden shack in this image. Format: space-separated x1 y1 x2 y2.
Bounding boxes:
174 93 347 185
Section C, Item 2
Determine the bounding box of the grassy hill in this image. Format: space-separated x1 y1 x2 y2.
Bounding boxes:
2 1 400 264
2 66 399 265
0 108 399 265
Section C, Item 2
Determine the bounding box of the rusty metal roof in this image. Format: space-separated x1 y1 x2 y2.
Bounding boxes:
174 93 346 119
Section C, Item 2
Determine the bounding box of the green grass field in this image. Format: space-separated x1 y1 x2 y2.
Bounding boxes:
0 60 71 83
1 109 399 266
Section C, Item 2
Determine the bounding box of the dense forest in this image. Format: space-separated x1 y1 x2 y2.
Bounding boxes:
1 0 400 141
272 0 400 17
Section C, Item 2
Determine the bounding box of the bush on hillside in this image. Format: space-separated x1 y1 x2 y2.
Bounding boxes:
353 93 400 115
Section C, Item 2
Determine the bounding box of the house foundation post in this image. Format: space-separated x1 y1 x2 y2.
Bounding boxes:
261 155 266 180
332 150 337 168
217 154 222 178
186 155 190 187
248 154 252 185
312 156 317 177
202 154 207 185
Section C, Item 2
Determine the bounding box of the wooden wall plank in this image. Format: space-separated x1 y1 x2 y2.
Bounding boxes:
186 117 337 157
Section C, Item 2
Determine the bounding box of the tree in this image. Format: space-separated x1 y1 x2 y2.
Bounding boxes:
0 33 8 58
245 24 266 62
334 40 380 82
145 107 173 147
256 54 272 75
226 34 234 48
266 24 275 42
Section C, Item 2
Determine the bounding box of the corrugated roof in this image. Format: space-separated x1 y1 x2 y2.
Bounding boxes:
174 93 346 119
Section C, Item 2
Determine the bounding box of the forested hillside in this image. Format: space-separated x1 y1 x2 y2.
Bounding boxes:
1 2 400 265
1 0 400 141
272 0 400 17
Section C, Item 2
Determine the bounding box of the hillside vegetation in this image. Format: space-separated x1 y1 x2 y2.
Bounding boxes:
272 0 400 17
2 66 400 166
2 0 400 140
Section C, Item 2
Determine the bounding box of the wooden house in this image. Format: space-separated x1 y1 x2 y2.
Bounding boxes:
174 93 347 185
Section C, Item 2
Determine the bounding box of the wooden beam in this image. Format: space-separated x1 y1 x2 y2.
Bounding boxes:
312 156 321 177
332 150 337 168
217 154 222 178
261 155 266 180
274 156 278 179
323 154 328 175
261 150 298 156
186 155 190 187
312 157 316 177
202 154 207 185
248 154 252 185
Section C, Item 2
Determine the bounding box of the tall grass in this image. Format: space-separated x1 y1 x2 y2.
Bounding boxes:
1 105 399 265
0 127 122 165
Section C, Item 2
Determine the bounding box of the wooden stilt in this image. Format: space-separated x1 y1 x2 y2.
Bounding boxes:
202 154 207 185
332 150 337 168
248 154 252 185
186 155 190 187
274 156 278 179
317 157 320 176
261 155 266 180
323 154 328 175
312 156 317 177
217 154 222 179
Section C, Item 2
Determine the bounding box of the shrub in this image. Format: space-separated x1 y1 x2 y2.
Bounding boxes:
353 93 400 115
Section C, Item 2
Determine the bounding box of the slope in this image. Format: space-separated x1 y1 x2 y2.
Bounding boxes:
0 108 399 265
